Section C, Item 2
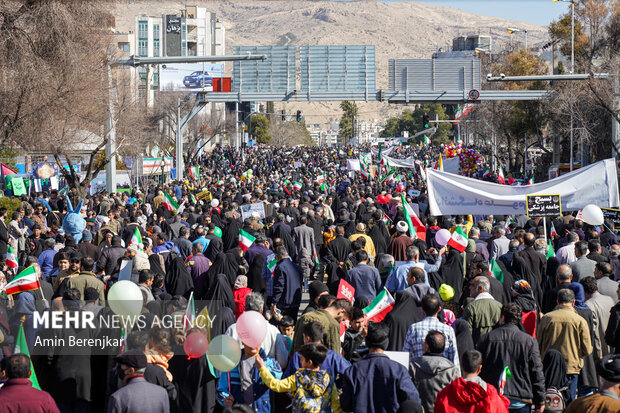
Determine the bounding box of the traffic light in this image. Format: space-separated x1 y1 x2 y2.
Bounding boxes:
423 113 430 129
296 110 302 122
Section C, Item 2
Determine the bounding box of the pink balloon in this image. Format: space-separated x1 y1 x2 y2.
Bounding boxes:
396 184 405 193
435 229 452 246
184 332 209 358
384 194 392 202
237 311 268 348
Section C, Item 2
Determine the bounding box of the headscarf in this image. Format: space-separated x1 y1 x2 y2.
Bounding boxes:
512 255 542 308
543 349 568 390
383 291 421 351
246 254 266 294
210 307 236 338
566 282 589 310
205 273 235 317
511 279 537 313
164 256 194 299
437 248 464 300
452 318 474 362
205 252 238 291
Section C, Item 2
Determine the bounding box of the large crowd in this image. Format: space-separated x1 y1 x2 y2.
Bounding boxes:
0 144 618 413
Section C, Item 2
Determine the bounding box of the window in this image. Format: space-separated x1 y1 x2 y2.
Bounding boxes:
152 73 159 87
153 24 160 40
153 40 160 57
118 43 130 52
138 21 148 40
138 41 148 57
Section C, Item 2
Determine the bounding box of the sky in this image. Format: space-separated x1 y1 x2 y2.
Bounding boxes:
380 0 568 27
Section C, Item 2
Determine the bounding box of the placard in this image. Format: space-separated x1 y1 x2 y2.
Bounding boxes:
526 194 561 217
241 202 266 221
601 207 620 226
196 190 212 200
336 279 355 303
11 177 26 196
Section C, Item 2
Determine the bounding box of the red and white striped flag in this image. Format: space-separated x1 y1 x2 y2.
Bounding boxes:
6 246 18 270
162 192 179 212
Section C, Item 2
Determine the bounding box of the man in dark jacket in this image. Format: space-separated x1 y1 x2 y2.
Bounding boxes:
0 354 60 413
96 235 125 277
514 233 546 283
273 246 303 321
341 323 420 413
76 231 100 263
477 303 546 413
410 330 460 413
0 207 8 264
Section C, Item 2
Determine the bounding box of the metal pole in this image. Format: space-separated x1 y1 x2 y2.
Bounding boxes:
570 102 574 171
524 31 528 50
235 102 239 151
524 133 527 178
176 97 184 182
571 1 575 74
106 65 117 193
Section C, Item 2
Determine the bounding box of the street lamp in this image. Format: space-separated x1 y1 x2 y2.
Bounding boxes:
553 0 576 170
507 27 528 50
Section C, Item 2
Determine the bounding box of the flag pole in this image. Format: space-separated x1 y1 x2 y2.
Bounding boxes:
543 216 547 241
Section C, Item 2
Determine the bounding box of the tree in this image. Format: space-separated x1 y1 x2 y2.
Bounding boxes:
269 121 315 147
380 104 452 144
466 49 549 173
0 1 144 201
338 101 358 145
250 114 272 144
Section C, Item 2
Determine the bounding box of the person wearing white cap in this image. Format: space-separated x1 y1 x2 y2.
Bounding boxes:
390 221 414 261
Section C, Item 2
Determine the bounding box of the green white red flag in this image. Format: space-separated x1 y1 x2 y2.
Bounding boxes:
129 227 143 250
6 245 18 270
267 258 277 275
499 366 512 396
447 226 468 252
293 181 303 191
400 194 426 241
189 166 200 180
239 229 256 252
162 192 179 212
3 265 40 295
15 324 40 389
363 288 395 322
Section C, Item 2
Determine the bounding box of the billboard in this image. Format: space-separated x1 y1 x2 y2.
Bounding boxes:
159 63 224 92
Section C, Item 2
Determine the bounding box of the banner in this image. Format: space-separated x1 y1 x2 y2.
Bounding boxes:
240 202 266 221
336 279 355 303
427 158 619 216
381 155 459 174
11 177 26 196
347 159 361 171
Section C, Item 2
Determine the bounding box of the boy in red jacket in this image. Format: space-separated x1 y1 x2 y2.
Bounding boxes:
435 349 509 413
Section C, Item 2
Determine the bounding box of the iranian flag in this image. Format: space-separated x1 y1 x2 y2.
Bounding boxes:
383 213 392 227
239 229 256 252
499 366 512 396
360 163 370 180
3 265 40 295
424 135 430 145
129 227 143 250
482 169 491 179
363 288 395 322
489 259 504 283
526 176 534 185
189 166 200 180
497 167 505 185
267 257 278 275
190 193 198 204
184 291 196 333
6 245 18 270
550 222 557 239
546 239 555 260
162 192 179 212
447 226 468 252
15 324 41 390
293 181 303 191
400 194 426 242
315 175 325 184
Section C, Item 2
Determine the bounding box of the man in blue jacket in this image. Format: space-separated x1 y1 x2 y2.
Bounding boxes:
341 323 421 413
345 250 382 301
273 246 303 321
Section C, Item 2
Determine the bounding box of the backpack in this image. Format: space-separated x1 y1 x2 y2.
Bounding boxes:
544 386 566 412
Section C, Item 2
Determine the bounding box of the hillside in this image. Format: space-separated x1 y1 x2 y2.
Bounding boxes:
113 0 548 128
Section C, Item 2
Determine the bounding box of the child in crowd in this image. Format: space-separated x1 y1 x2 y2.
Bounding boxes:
256 343 342 413
342 307 368 363
278 315 295 352
233 275 252 319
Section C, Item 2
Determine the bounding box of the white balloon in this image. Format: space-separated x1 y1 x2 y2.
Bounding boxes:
580 204 604 226
108 280 143 317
